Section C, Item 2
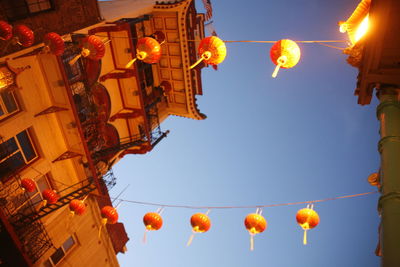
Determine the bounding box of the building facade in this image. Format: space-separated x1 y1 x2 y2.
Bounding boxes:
0 0 207 266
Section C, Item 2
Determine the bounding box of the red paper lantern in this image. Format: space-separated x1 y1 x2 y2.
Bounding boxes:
13 25 34 47
42 189 59 204
143 212 163 231
43 32 65 56
296 206 320 245
244 212 267 251
82 35 106 61
0 21 12 41
101 206 118 224
270 39 301 78
190 36 227 69
70 35 105 65
69 199 86 216
126 37 161 68
21 178 36 192
191 213 211 233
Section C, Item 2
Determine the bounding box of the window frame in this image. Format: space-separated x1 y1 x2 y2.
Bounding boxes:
0 129 39 181
0 89 21 122
3 0 55 21
44 235 77 266
16 174 51 214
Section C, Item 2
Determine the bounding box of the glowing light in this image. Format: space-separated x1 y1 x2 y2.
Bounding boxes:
354 15 369 43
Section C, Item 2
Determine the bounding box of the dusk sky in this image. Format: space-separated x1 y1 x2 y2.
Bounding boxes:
113 0 380 266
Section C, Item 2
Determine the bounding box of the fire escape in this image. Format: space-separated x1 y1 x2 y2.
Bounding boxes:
0 136 117 264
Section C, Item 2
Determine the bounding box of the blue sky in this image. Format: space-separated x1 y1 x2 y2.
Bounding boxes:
114 0 380 266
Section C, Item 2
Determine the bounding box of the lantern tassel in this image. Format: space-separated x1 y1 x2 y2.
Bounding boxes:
190 57 204 69
303 230 308 245
69 54 82 66
250 234 255 251
143 230 148 244
272 63 282 78
125 58 137 68
187 233 195 247
98 218 108 239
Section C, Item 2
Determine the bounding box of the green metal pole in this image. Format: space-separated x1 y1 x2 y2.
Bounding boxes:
377 87 400 267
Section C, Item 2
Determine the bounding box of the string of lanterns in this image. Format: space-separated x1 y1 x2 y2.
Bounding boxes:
20 176 375 249
1 18 348 79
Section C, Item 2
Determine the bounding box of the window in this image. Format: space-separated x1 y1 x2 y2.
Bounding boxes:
3 0 54 21
0 129 38 180
44 236 76 266
0 90 19 121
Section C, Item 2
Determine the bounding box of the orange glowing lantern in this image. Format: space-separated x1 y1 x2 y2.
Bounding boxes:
69 199 86 216
270 39 301 78
142 211 163 243
190 36 227 69
98 205 118 238
0 21 12 41
21 178 36 192
143 212 163 231
187 212 211 246
42 189 59 205
296 204 320 245
244 210 267 251
101 206 118 224
69 35 106 65
43 32 65 56
13 25 34 47
125 37 162 68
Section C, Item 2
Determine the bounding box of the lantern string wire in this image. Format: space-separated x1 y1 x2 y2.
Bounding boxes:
105 191 377 210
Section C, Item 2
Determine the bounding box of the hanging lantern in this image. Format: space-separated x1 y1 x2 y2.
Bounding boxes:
43 32 65 56
142 211 163 243
270 39 301 78
0 21 12 41
244 210 267 251
101 206 118 224
13 25 34 47
143 212 163 231
296 204 320 245
187 212 211 246
190 36 227 69
69 35 106 66
191 213 211 233
69 199 86 216
21 178 36 192
42 189 59 205
125 37 161 68
98 205 118 238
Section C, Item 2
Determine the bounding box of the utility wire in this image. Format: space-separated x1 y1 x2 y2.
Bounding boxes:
109 191 378 210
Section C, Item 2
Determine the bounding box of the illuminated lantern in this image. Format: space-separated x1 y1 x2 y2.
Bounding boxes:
296 205 320 245
270 39 300 78
143 212 163 231
42 189 59 205
98 205 118 238
21 178 36 192
69 35 106 65
191 213 211 233
190 36 227 69
43 32 65 56
0 21 12 41
13 25 34 47
142 212 163 243
187 212 211 246
69 199 86 216
244 210 267 251
101 206 118 224
125 37 161 68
